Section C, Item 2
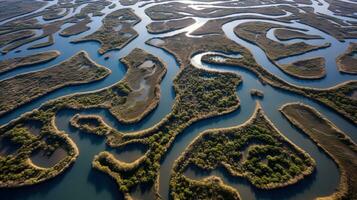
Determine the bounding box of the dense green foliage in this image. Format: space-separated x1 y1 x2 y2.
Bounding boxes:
93 65 241 196
0 49 164 186
170 106 315 198
0 116 76 186
172 176 240 200
306 82 357 122
70 114 111 136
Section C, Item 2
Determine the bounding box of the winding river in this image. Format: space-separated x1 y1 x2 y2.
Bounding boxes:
0 0 356 199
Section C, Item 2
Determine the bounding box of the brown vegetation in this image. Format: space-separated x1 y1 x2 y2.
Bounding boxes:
234 21 330 60
278 57 326 79
0 50 60 74
336 43 357 74
0 0 46 22
0 30 35 49
74 8 140 54
146 18 195 34
0 51 110 117
60 17 92 37
60 48 166 123
280 103 357 200
274 29 322 41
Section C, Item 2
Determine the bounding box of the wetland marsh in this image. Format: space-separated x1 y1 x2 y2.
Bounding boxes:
0 0 356 199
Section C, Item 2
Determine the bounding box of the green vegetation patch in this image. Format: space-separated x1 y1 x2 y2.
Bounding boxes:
0 111 78 187
60 17 92 37
70 114 111 136
170 104 315 199
172 176 241 200
0 48 169 187
201 53 357 124
145 2 286 21
91 65 241 198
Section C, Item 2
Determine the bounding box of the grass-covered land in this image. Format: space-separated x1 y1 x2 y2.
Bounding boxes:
61 48 166 123
273 29 322 41
0 0 46 22
74 1 112 18
278 57 326 79
170 104 315 199
281 6 357 41
336 42 357 74
74 8 140 54
59 1 112 37
60 17 92 37
0 50 60 74
146 18 195 34
1 18 74 54
234 21 330 60
0 48 167 187
172 175 241 200
28 35 55 49
201 52 357 124
145 2 286 21
0 113 78 187
147 33 250 66
0 0 111 54
117 48 167 123
0 51 110 117
42 7 69 21
280 103 357 200
91 65 241 198
148 32 357 124
119 0 140 6
70 114 111 136
0 30 35 50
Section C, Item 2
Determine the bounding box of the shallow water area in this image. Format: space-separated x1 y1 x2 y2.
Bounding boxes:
30 148 68 168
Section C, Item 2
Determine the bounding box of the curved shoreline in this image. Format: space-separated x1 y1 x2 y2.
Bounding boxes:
276 57 326 80
280 102 357 200
0 51 111 117
0 117 79 188
170 102 315 198
0 50 60 75
336 42 357 74
201 53 357 124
